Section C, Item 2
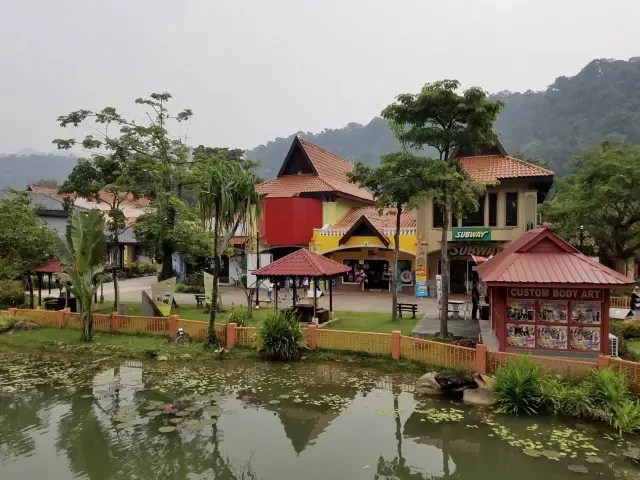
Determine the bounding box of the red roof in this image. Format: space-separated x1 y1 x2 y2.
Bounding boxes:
28 186 150 207
35 260 64 273
477 228 635 287
457 155 554 182
333 206 415 230
255 138 373 202
254 248 351 277
28 186 75 201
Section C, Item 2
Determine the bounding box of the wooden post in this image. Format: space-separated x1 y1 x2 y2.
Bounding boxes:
37 273 42 307
274 278 278 311
475 344 488 374
391 330 401 360
293 279 297 307
226 322 237 349
7 308 16 316
48 273 52 295
329 277 333 312
313 278 318 319
598 355 611 370
58 309 67 328
307 324 318 350
169 315 179 334
111 312 119 332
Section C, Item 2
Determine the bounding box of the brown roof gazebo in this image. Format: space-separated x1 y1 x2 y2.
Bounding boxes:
253 248 350 321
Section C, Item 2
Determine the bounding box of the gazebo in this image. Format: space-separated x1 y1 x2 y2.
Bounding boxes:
253 248 350 322
34 259 64 307
477 228 635 356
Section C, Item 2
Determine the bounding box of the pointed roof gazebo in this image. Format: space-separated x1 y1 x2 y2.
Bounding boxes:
253 248 350 317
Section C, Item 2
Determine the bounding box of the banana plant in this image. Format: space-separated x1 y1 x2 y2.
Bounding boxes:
55 210 107 341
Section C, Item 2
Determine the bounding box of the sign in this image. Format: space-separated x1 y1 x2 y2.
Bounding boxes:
452 227 491 242
508 288 603 301
204 271 214 307
415 267 428 298
150 277 176 317
449 246 500 258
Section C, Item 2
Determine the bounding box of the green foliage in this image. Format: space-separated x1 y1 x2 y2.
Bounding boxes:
0 315 20 333
56 210 107 341
227 307 250 327
256 310 305 361
611 399 640 437
123 262 158 278
493 357 542 416
545 143 640 270
537 376 593 418
611 320 640 340
0 280 26 307
583 367 630 411
0 192 56 279
175 284 204 294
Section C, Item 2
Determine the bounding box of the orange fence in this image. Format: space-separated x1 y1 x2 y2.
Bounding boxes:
611 296 630 309
5 307 640 392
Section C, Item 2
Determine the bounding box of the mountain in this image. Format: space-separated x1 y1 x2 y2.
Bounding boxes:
246 57 640 177
0 153 77 189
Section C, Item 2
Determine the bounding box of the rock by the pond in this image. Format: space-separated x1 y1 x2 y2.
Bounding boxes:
158 426 176 433
623 448 640 462
585 456 603 464
157 356 168 361
472 373 496 389
180 354 192 360
13 321 38 331
169 331 193 345
434 372 476 392
567 465 588 474
463 385 496 406
416 372 444 395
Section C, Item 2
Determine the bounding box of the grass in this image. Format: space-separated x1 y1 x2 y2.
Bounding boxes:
95 302 419 335
629 340 640 354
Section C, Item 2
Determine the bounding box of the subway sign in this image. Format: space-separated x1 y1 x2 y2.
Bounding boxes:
452 227 491 242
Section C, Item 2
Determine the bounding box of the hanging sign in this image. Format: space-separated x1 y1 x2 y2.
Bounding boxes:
415 267 428 297
452 227 492 242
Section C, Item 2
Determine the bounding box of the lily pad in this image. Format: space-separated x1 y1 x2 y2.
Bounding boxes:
175 411 191 417
158 426 176 433
278 394 290 399
203 406 222 416
115 421 134 430
81 394 93 399
567 465 588 474
185 419 201 426
542 450 561 460
201 418 218 425
169 418 184 424
147 411 162 418
585 456 603 464
268 400 280 405
523 449 542 458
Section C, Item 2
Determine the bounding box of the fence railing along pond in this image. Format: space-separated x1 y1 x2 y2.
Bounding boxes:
4 307 640 393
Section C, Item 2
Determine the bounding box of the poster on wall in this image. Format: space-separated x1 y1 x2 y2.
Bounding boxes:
150 277 176 317
538 301 569 323
536 325 568 349
415 267 428 297
506 299 536 322
571 302 602 325
507 324 536 348
204 271 213 307
570 327 601 351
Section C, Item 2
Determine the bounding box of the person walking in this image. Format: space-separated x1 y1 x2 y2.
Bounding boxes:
302 277 309 297
471 281 480 320
284 276 292 300
627 286 640 319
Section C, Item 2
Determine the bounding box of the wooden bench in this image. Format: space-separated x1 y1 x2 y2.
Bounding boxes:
397 302 418 318
256 299 273 308
194 294 206 307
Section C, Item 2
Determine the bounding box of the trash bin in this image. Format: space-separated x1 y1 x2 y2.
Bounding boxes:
480 304 490 321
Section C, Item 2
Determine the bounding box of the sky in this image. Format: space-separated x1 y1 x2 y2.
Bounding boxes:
1 0 639 154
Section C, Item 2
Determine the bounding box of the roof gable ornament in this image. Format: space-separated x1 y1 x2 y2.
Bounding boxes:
338 214 390 247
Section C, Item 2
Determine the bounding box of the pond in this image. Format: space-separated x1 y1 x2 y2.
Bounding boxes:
1 352 640 480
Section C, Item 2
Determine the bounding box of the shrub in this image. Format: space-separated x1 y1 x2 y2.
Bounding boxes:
256 310 305 361
583 367 630 412
493 356 542 416
611 399 640 437
176 284 205 294
538 376 593 418
611 320 640 340
183 271 205 287
228 307 250 327
0 315 20 333
0 280 25 308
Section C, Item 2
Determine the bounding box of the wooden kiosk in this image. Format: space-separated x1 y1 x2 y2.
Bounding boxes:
477 228 635 356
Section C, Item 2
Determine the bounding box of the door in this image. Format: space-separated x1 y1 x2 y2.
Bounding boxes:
450 260 467 294
364 260 390 290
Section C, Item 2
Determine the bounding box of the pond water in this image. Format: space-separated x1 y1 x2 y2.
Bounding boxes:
1 352 640 480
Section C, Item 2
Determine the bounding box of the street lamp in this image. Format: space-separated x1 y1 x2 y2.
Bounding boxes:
579 225 584 251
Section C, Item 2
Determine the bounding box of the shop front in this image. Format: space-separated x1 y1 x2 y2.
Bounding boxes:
478 228 635 356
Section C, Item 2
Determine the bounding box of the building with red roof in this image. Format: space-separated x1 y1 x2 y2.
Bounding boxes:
415 138 555 297
477 228 635 355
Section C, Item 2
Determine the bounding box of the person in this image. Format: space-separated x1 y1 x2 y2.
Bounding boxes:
302 277 309 296
283 277 291 299
471 281 480 320
627 286 640 319
265 279 273 301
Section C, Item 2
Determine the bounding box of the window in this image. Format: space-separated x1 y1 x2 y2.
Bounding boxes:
342 259 360 283
506 192 518 227
488 193 498 227
463 195 485 227
452 214 460 228
397 260 413 285
433 204 444 228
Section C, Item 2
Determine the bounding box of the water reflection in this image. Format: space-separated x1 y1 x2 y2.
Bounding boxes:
0 352 639 480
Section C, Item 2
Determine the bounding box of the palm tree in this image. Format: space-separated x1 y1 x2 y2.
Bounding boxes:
198 155 262 345
55 210 107 341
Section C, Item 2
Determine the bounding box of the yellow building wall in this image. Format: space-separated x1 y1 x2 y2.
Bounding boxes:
329 249 415 263
321 198 361 226
312 232 417 256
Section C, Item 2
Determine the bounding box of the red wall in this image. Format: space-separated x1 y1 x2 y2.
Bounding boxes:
260 198 323 246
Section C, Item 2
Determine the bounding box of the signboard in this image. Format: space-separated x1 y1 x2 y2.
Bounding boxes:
507 324 536 348
536 325 568 349
150 277 176 317
415 267 428 298
204 271 214 307
452 227 492 242
449 246 500 258
538 300 569 323
507 299 536 322
570 327 601 351
508 288 603 301
571 302 602 325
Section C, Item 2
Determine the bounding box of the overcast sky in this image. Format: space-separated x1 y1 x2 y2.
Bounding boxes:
1 0 639 154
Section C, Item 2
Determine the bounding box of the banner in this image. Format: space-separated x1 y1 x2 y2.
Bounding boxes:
204 271 213 307
435 274 442 307
150 277 176 317
415 267 428 297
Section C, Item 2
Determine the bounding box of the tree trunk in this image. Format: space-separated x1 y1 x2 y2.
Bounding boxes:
207 204 221 346
112 234 120 311
27 274 34 309
81 295 95 341
391 204 402 320
439 202 450 337
613 258 630 276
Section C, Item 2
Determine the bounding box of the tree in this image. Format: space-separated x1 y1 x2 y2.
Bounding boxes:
55 210 107 341
0 192 56 307
382 80 502 336
29 178 59 189
53 92 193 280
348 151 433 319
545 142 640 274
197 152 261 345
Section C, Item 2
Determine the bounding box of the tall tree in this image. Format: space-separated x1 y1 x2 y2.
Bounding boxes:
53 92 193 280
382 80 502 336
0 192 56 307
348 151 433 319
55 210 107 341
545 142 640 274
197 152 261 345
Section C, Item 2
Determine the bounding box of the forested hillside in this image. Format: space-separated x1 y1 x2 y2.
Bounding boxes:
0 154 77 189
247 57 640 177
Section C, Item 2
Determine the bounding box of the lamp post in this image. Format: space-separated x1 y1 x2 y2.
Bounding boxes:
579 225 585 251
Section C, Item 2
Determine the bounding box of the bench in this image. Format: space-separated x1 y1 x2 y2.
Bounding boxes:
256 299 273 308
194 294 206 307
397 302 418 318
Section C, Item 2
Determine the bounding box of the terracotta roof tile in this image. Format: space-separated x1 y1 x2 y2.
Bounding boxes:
28 186 75 200
254 248 350 277
457 155 554 182
333 207 415 230
477 229 634 286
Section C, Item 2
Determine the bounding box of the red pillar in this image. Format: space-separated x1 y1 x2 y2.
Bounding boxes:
602 289 610 355
391 330 401 360
226 322 237 349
